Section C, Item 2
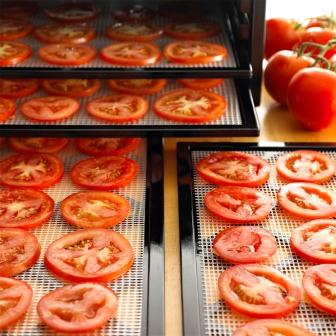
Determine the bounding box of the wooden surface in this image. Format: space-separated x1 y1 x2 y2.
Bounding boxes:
164 86 336 336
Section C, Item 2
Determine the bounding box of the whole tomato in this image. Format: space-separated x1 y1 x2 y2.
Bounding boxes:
264 50 314 106
287 67 336 131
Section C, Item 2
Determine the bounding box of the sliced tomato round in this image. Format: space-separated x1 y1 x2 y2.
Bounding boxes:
100 42 160 66
1 1 37 19
0 228 40 276
87 94 148 123
45 228 134 282
21 96 79 122
61 191 130 228
277 150 335 184
8 137 69 154
0 277 32 330
218 264 301 318
154 88 226 123
37 283 118 333
0 19 33 40
303 264 336 315
0 41 31 66
164 41 227 64
213 226 277 264
111 5 154 22
34 23 96 44
71 156 138 190
0 97 15 122
164 22 220 40
76 138 140 157
0 78 39 99
0 153 64 189
277 182 336 219
205 187 273 223
233 319 315 336
197 152 270 187
42 79 100 98
108 79 166 95
290 219 336 263
178 78 224 90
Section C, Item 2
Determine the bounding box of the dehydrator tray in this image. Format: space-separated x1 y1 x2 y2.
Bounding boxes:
177 142 336 336
0 137 164 336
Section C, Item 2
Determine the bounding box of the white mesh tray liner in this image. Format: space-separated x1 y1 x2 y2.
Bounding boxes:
0 139 147 336
191 149 336 336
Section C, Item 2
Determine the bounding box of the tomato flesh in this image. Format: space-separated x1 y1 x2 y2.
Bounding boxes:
0 19 33 40
0 41 32 66
164 22 220 40
0 97 15 122
0 78 39 99
9 137 69 154
178 78 224 90
112 5 154 22
108 79 166 95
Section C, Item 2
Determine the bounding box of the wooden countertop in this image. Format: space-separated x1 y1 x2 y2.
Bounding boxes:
164 86 336 336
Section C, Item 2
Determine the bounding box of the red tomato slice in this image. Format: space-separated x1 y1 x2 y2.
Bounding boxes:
164 41 227 64
42 79 100 98
112 5 154 22
71 156 138 190
303 264 336 315
45 228 134 282
87 94 148 123
61 191 130 228
154 89 226 123
213 226 277 264
205 187 273 223
108 79 166 95
106 22 162 42
0 97 15 122
218 264 301 318
290 219 336 263
0 41 31 66
34 23 96 44
277 150 335 183
9 137 69 154
38 43 96 66
197 152 270 187
21 96 79 122
0 153 64 189
0 78 39 99
277 182 336 219
233 319 315 336
0 188 54 228
164 22 220 40
0 228 40 276
76 138 140 156
1 1 37 19
0 277 32 330
37 283 118 333
100 42 160 66
0 19 32 40
178 78 224 90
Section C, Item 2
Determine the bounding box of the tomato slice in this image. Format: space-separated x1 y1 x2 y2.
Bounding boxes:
178 78 224 90
1 1 37 19
0 228 40 276
108 79 166 95
21 96 79 122
278 182 336 219
164 41 227 64
9 137 69 154
164 22 220 40
218 264 301 318
87 94 148 123
34 23 96 44
213 226 277 264
0 277 32 330
100 42 160 66
303 264 336 315
0 97 15 122
45 228 134 282
111 5 154 22
0 153 64 189
154 88 227 123
61 191 130 228
277 150 335 183
233 319 316 336
0 78 39 99
70 156 138 190
42 79 101 98
76 138 140 156
197 152 270 187
0 19 33 40
0 41 31 66
37 283 118 333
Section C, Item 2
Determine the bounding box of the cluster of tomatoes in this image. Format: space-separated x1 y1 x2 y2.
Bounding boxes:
264 16 336 131
196 149 336 335
0 136 143 332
